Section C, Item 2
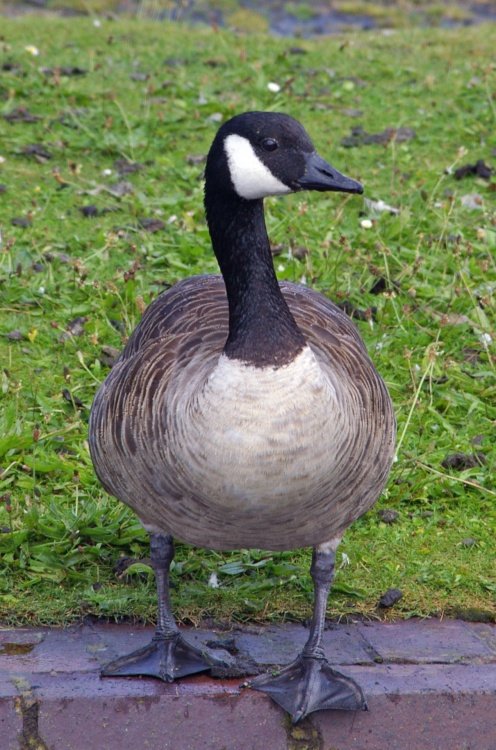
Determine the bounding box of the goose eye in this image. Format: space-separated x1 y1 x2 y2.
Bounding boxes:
261 137 279 152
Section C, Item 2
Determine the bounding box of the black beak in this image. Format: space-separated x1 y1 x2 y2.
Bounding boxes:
295 152 363 194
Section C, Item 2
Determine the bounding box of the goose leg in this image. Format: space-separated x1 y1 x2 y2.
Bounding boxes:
102 533 222 681
250 541 367 723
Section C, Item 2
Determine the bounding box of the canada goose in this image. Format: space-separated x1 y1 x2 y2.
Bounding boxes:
89 111 396 723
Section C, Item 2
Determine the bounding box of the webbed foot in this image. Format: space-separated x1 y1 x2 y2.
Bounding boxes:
250 654 367 723
102 632 223 682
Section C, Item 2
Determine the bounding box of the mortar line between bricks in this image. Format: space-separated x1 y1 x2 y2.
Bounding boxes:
11 677 52 750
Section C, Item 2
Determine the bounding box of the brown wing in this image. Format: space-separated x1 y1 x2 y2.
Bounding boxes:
89 276 228 503
116 274 369 368
118 275 229 362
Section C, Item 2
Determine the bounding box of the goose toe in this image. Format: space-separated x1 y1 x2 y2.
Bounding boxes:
102 633 225 682
250 655 367 723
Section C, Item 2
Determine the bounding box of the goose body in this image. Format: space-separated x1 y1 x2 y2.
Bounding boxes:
89 111 396 722
91 276 393 551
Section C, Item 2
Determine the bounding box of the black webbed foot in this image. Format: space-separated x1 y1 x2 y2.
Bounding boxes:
102 632 223 682
249 654 367 723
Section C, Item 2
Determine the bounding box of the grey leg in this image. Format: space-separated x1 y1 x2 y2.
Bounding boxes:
250 543 367 722
102 533 224 681
152 533 179 639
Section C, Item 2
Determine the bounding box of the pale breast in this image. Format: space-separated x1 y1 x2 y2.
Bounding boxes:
164 347 351 512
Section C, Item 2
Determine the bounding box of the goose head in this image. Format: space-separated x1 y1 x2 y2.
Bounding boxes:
205 111 363 201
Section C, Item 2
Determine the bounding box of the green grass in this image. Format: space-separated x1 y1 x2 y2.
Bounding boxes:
0 17 494 627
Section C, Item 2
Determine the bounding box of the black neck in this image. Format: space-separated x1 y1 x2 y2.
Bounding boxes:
205 191 305 367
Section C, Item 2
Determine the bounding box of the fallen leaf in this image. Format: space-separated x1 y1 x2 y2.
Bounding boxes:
460 193 484 209
439 312 470 326
62 389 84 409
364 197 400 216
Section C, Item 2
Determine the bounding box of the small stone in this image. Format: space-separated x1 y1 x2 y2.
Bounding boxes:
6 330 24 340
80 205 99 217
114 158 144 175
130 71 149 81
342 107 363 118
108 181 134 198
4 107 40 123
461 538 476 547
205 637 237 654
139 217 166 233
291 245 308 260
66 316 87 336
378 509 400 524
378 588 403 608
11 216 32 228
186 153 207 166
22 143 51 161
44 65 87 77
99 345 120 368
441 452 486 470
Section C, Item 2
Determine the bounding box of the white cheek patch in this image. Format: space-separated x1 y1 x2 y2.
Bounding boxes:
224 133 292 200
